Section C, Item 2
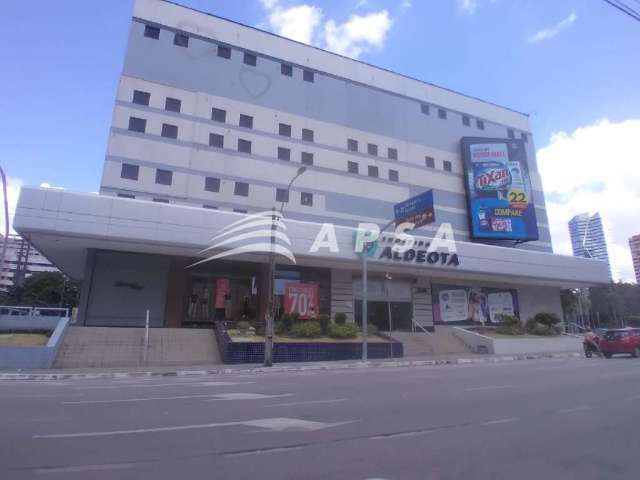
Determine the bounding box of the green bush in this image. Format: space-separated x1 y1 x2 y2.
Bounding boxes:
255 325 265 336
525 313 561 336
317 314 331 334
274 321 287 335
289 321 322 338
334 312 347 325
236 321 251 333
327 322 359 339
280 313 293 332
495 315 524 335
533 312 561 329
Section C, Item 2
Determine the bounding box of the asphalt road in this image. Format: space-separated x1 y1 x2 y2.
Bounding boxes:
2 356 640 480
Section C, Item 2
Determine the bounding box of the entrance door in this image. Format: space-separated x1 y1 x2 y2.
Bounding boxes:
355 300 413 332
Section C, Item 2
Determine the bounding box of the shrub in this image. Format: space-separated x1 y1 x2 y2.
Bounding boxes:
533 312 561 329
274 321 287 335
236 321 251 333
327 323 359 339
495 315 524 335
289 321 322 338
254 325 265 336
318 314 331 334
280 313 293 332
525 313 562 336
334 312 347 325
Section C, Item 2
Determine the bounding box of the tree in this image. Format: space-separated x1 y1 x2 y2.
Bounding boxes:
1 272 80 308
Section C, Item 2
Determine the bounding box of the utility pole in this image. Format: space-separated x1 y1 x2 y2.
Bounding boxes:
0 166 9 282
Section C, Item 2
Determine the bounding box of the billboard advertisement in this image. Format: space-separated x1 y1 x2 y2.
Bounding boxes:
461 137 539 241
431 284 519 325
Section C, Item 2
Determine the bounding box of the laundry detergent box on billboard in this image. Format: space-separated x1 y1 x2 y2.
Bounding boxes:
461 137 539 241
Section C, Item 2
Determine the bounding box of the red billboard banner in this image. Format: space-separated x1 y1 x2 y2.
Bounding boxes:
214 278 230 309
283 282 319 319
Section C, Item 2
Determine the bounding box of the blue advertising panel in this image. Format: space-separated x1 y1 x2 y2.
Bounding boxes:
393 190 435 228
461 138 539 241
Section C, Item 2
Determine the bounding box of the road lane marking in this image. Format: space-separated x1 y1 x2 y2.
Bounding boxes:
62 393 255 405
223 445 306 457
34 463 135 474
480 417 519 426
557 405 592 415
206 393 294 401
465 385 513 391
371 430 435 440
34 417 359 439
264 398 348 407
75 381 252 390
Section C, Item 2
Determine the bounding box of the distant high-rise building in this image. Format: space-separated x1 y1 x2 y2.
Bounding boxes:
630 234 640 284
0 234 59 291
568 213 615 282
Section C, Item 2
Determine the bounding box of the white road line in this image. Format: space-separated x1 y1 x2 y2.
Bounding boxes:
223 445 306 457
370 430 435 440
466 385 513 392
34 463 135 474
206 393 294 401
264 398 348 408
557 405 592 415
75 381 252 390
480 417 519 426
62 393 243 405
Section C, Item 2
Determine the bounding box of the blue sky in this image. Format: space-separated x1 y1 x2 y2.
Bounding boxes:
1 0 639 280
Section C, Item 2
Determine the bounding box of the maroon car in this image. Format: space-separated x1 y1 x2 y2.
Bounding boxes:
599 328 640 358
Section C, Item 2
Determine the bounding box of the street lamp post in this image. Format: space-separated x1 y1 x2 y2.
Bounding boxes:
0 167 9 279
264 166 307 367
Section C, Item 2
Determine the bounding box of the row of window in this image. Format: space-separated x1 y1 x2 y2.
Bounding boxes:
119 163 315 206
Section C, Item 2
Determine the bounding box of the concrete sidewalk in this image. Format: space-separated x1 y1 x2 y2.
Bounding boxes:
0 350 582 380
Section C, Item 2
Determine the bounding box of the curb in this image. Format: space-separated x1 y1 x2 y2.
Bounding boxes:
0 351 582 381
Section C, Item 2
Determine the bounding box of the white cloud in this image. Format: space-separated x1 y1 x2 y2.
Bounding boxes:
538 119 640 283
528 11 577 43
0 177 23 236
260 1 322 44
323 10 392 58
458 0 478 15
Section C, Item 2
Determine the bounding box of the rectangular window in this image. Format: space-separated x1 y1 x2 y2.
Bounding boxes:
165 97 181 113
301 192 313 207
443 160 452 172
217 45 231 59
477 119 485 130
425 156 435 168
203 204 218 210
161 123 178 139
234 182 249 197
211 108 226 123
347 138 358 152
303 70 314 83
348 161 359 174
367 143 378 156
117 193 135 199
438 108 447 120
155 169 173 186
521 132 528 142
153 198 170 203
278 147 291 161
128 116 146 133
276 188 289 203
144 25 160 39
302 128 314 142
132 90 150 106
281 63 293 76
239 114 253 129
120 163 139 181
462 115 470 127
209 133 224 148
508 129 515 139
279 123 292 137
238 139 252 154
174 32 189 47
368 165 379 178
420 103 430 115
204 177 220 192
243 52 257 66
389 169 399 182
388 147 398 160
301 152 314 166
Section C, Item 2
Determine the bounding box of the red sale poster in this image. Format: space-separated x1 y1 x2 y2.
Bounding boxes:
283 282 319 319
215 278 230 309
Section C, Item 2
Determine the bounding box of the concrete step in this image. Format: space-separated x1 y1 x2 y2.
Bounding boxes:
390 326 475 356
53 326 221 369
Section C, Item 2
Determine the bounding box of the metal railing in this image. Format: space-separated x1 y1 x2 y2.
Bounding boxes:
412 318 432 335
0 305 69 317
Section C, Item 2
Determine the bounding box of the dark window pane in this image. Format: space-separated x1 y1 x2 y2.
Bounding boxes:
347 139 358 152
153 198 170 203
165 97 181 113
243 52 257 66
174 33 189 47
521 132 528 142
389 169 399 182
239 114 253 129
144 25 160 39
508 129 515 139
217 45 231 59
303 70 314 83
161 123 178 139
205 177 220 192
128 117 146 133
425 156 435 168
368 165 379 178
301 192 313 206
438 108 447 119
281 63 293 76
348 161 359 174
462 115 470 126
132 90 150 106
276 188 289 203
238 139 252 154
278 147 291 161
420 103 430 115
301 152 313 165
302 128 314 142
212 108 226 123
388 148 398 160
477 119 485 130
234 182 249 197
117 193 136 199
209 133 224 148
279 123 291 137
367 143 378 156
155 169 173 185
443 160 452 172
120 163 139 180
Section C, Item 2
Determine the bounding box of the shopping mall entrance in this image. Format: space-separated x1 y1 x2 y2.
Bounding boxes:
353 276 414 332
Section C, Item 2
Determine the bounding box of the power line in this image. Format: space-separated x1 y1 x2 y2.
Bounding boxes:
601 0 640 22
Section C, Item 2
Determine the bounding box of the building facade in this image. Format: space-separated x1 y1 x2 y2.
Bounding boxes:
13 0 608 331
0 235 58 291
630 234 640 284
568 213 615 282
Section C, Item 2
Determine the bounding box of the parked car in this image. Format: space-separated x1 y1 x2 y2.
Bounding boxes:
598 328 640 358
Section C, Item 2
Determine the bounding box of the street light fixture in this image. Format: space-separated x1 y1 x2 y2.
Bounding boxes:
264 166 307 367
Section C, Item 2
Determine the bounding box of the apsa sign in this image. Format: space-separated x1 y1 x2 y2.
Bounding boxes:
284 283 319 319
